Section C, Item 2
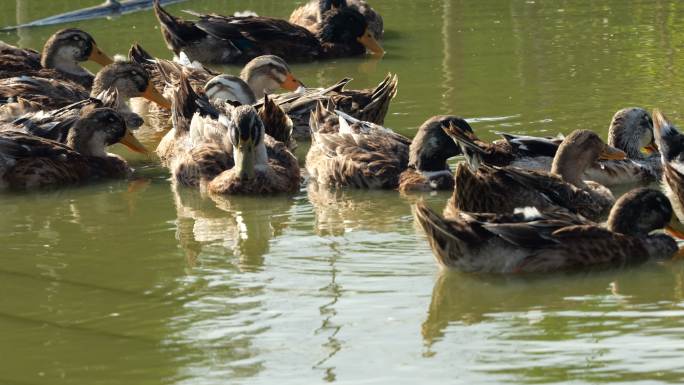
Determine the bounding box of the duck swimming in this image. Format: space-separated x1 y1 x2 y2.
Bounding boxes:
0 107 143 190
446 129 625 221
0 28 113 88
153 0 384 64
414 188 679 274
449 107 658 186
289 0 384 40
306 103 465 191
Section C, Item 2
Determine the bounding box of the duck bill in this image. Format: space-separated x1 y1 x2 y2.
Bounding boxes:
120 129 149 154
88 44 114 66
357 29 385 56
280 72 303 91
599 145 626 160
666 214 684 240
643 141 659 154
141 81 172 110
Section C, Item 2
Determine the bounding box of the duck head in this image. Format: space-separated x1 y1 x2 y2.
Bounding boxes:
41 28 113 73
240 55 304 99
317 8 384 56
607 188 673 235
551 129 626 187
411 116 470 173
91 61 171 110
227 105 268 180
204 75 256 106
608 107 656 159
67 106 148 156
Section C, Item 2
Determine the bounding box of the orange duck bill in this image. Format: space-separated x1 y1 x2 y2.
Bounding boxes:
599 145 627 160
357 29 385 56
280 72 304 91
119 128 149 154
88 44 115 66
141 81 172 110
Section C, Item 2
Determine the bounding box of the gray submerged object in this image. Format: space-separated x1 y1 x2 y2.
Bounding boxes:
2 0 187 31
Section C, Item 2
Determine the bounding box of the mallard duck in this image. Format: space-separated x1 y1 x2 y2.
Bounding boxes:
652 109 684 239
161 74 299 194
0 61 171 127
271 73 397 140
1 89 147 154
0 28 113 88
446 129 625 221
414 187 679 273
449 107 659 186
129 44 302 125
306 103 466 190
0 107 145 190
290 0 384 40
153 0 384 64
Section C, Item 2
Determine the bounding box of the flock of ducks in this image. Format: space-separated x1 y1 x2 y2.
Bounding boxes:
1 0 684 275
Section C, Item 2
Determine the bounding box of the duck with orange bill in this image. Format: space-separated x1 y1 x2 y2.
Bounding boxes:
0 107 147 190
153 0 384 64
0 28 113 88
414 188 681 274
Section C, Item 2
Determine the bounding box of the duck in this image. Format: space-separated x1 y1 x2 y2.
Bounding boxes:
651 109 684 239
153 0 384 64
0 61 171 127
160 74 299 194
1 88 143 145
0 28 113 88
414 187 680 274
0 107 145 190
449 107 659 186
289 0 384 40
445 129 626 221
129 44 303 124
270 73 397 140
306 103 465 191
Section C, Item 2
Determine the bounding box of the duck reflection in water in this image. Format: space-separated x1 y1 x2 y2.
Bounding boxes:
171 182 294 269
421 264 684 355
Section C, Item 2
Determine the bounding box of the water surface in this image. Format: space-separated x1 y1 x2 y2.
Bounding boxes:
2 1 684 384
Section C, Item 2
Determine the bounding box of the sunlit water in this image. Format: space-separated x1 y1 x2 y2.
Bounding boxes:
2 1 684 384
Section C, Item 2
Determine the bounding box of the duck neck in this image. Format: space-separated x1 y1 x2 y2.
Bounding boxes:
550 149 587 187
41 46 91 77
233 141 268 180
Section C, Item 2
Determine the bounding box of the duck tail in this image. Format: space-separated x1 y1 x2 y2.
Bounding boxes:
153 0 200 54
128 43 155 65
171 73 201 135
357 73 398 125
259 94 293 144
413 201 468 269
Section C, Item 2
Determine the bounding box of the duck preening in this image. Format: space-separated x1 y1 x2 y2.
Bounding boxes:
445 129 625 221
306 103 467 191
415 187 680 274
153 0 384 64
289 0 384 40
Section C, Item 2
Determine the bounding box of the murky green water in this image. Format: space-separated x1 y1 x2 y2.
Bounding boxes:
2 1 684 384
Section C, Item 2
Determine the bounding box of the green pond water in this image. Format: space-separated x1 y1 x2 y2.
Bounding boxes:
2 0 684 384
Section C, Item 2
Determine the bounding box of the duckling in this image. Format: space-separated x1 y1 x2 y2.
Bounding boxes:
450 108 659 186
306 103 464 191
0 61 171 125
651 109 684 239
290 0 384 40
0 107 144 190
445 129 626 221
153 0 384 64
0 28 113 88
414 187 679 274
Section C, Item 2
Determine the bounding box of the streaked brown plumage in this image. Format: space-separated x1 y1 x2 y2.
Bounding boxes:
0 107 136 190
414 188 678 274
0 28 113 88
652 109 684 236
306 103 464 191
290 0 384 40
445 129 624 221
153 0 383 64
